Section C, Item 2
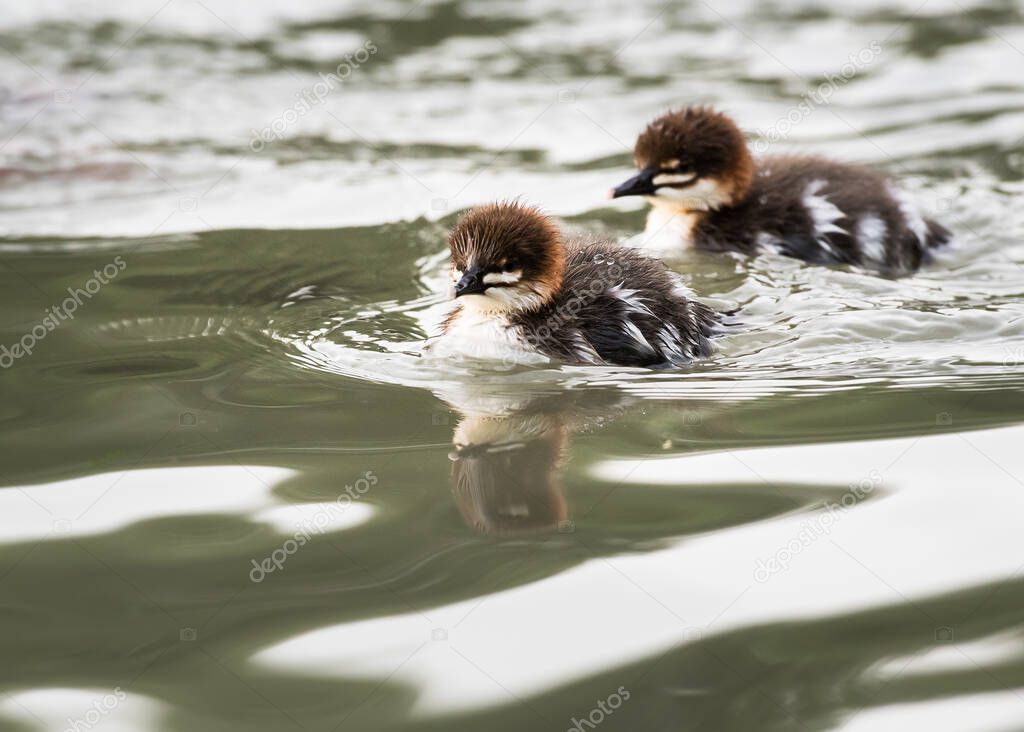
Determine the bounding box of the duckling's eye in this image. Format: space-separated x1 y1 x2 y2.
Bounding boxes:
504 259 519 271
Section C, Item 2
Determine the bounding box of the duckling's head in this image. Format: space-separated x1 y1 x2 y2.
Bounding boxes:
448 202 565 314
611 106 753 212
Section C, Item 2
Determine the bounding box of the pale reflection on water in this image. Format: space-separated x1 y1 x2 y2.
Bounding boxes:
254 424 1024 721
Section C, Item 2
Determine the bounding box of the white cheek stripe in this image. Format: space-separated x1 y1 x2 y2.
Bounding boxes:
460 285 547 315
652 173 697 187
651 177 730 211
482 270 522 285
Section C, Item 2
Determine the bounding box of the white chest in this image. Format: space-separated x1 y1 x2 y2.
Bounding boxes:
432 307 550 366
639 205 699 255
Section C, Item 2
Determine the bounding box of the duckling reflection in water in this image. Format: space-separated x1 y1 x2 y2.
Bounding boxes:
444 389 629 536
449 403 569 536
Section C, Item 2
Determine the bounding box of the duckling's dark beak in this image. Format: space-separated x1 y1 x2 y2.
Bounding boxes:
610 168 657 198
454 266 488 298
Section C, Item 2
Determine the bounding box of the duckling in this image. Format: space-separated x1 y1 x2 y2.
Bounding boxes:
433 202 717 367
610 106 951 274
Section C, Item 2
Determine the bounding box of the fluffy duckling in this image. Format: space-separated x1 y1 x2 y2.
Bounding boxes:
435 202 717 367
610 106 951 273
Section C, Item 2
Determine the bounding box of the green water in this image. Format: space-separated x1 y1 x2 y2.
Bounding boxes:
3 2 1024 731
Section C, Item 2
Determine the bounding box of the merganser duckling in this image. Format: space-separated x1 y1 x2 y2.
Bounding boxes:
435 202 717 367
610 106 952 274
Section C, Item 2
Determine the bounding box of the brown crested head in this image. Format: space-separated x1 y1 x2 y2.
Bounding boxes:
448 202 565 312
611 106 754 209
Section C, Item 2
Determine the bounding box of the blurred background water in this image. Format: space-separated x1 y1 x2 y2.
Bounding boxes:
2 1 1024 730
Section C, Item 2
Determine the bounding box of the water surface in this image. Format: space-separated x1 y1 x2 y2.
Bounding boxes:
2 1 1024 730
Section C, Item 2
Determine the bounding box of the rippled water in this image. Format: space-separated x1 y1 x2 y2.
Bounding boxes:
2 1 1024 730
